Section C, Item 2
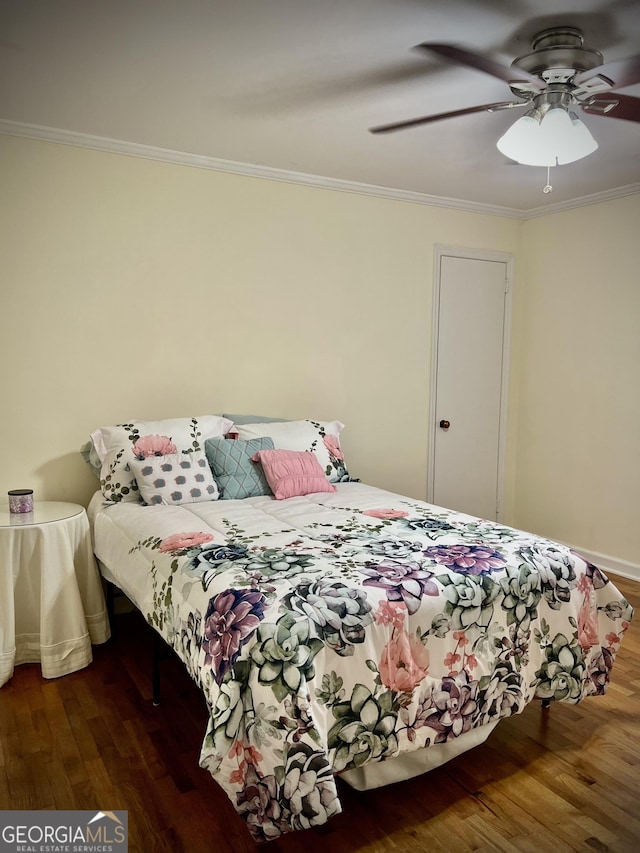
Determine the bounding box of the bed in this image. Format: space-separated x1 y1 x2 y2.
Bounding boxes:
85 414 633 843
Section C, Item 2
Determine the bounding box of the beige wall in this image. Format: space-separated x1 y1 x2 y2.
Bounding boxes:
515 196 640 568
0 134 520 510
1 134 637 571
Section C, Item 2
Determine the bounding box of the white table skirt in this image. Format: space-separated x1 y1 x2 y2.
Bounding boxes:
0 503 110 686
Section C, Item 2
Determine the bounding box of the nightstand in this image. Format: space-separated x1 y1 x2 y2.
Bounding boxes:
0 501 111 687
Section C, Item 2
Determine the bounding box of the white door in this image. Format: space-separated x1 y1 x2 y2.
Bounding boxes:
428 248 512 520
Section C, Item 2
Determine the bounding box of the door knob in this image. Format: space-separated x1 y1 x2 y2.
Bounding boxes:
439 419 450 430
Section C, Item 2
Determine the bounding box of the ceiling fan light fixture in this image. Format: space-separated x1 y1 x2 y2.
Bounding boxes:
539 107 575 165
496 104 598 167
542 108 599 164
496 112 553 166
566 112 599 161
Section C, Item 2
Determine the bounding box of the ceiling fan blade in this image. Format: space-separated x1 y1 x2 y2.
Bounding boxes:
574 55 640 91
369 101 524 134
581 92 640 123
416 43 545 90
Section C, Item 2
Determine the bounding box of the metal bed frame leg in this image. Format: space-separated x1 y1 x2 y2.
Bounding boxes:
105 580 115 634
152 632 161 707
103 574 128 639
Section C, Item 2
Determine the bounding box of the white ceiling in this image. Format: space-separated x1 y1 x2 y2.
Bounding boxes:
1 0 639 215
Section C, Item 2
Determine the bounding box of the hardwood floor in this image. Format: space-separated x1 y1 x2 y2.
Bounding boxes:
1 574 638 853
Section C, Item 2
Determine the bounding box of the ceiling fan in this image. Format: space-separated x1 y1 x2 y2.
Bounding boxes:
370 27 640 168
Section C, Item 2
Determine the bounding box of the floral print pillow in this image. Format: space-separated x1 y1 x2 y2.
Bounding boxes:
235 419 353 483
90 415 232 502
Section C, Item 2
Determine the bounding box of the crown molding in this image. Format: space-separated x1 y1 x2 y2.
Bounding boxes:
1 119 638 220
522 182 640 218
0 120 528 219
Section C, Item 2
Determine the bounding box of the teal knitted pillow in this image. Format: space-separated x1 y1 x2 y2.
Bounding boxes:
205 437 275 500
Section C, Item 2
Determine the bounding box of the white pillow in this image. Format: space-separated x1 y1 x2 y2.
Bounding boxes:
91 415 232 503
234 419 351 483
129 452 219 505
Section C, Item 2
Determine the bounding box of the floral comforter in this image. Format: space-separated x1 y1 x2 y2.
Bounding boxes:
93 483 633 842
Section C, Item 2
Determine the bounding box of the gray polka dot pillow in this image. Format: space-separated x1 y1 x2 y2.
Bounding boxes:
129 452 219 505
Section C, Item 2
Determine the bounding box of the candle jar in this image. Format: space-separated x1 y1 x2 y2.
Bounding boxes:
8 489 34 514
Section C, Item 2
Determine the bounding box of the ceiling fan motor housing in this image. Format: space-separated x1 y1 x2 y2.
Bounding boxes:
530 85 574 120
511 27 603 94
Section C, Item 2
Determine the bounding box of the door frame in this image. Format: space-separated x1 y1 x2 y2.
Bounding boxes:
427 245 514 521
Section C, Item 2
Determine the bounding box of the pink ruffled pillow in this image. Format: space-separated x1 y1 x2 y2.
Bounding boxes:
251 449 337 501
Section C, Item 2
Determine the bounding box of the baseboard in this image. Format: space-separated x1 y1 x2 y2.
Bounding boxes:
564 543 640 583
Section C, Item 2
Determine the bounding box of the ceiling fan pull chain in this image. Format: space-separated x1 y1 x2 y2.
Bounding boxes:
543 165 553 194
